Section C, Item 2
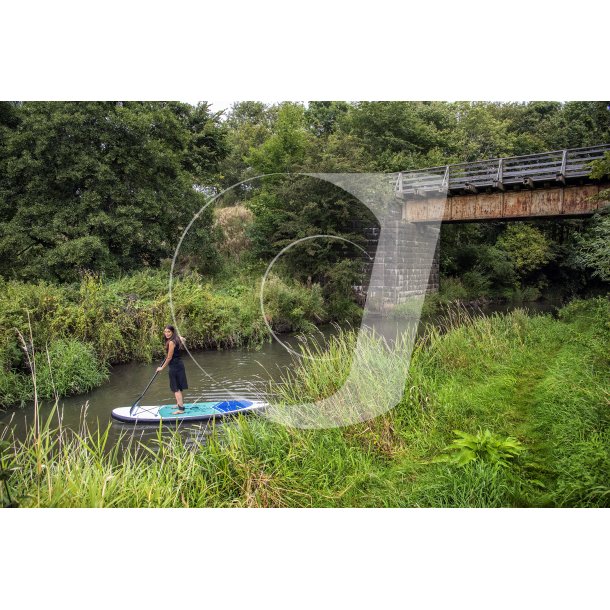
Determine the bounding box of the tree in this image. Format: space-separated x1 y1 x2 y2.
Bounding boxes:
340 101 456 171
218 101 277 198
246 103 311 174
304 101 350 137
569 211 610 282
0 102 227 282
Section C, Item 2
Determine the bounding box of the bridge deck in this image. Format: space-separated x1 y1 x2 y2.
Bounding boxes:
391 143 610 197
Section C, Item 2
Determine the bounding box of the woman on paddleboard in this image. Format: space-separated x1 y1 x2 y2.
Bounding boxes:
157 325 188 415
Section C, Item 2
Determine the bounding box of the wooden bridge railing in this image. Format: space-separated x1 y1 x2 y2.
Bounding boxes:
391 143 610 197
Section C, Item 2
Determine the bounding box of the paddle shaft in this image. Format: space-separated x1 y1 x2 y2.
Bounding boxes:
129 360 164 415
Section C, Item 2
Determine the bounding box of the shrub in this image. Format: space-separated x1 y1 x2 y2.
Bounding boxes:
497 224 553 277
28 339 109 399
260 273 326 333
439 277 468 302
462 271 491 298
0 368 28 408
435 429 525 467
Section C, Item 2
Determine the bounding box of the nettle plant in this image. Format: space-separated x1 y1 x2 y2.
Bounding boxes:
437 429 525 467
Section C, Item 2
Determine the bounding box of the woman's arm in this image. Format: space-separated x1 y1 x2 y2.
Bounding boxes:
156 341 175 372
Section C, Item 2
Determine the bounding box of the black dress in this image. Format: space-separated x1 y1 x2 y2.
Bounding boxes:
167 339 188 393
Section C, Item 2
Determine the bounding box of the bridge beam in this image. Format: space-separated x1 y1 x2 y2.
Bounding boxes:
402 183 609 223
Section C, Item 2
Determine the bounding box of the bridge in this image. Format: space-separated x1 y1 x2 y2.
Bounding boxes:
391 143 610 222
363 144 610 309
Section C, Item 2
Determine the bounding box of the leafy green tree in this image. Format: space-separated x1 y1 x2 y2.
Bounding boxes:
340 101 456 171
218 101 277 199
590 150 610 197
246 103 311 174
535 101 610 149
452 102 518 160
0 102 226 282
304 101 350 136
246 175 375 279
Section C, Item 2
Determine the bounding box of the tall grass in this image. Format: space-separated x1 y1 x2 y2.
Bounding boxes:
2 297 608 507
0 269 327 407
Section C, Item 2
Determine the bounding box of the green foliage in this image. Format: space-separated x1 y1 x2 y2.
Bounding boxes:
0 437 19 507
3 299 609 507
0 367 28 408
437 429 525 467
496 224 553 276
0 101 226 282
569 210 610 281
0 338 107 406
246 103 311 174
438 277 469 301
590 151 610 181
388 299 424 319
29 339 109 399
340 101 453 171
216 101 610 303
322 259 366 323
407 461 530 508
0 269 334 407
245 173 375 319
219 101 277 196
260 273 326 333
304 101 350 136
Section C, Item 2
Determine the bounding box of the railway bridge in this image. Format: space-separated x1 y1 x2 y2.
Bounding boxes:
364 144 610 307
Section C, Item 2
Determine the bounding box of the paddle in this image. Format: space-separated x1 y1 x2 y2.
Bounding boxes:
129 361 164 416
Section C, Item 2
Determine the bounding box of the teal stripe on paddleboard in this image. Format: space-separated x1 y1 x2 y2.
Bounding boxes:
158 402 221 418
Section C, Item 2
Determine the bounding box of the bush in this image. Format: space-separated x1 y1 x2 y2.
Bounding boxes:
0 339 108 408
462 271 491 298
509 285 541 303
439 277 468 301
260 273 326 333
497 224 553 277
0 368 28 408
569 210 610 281
29 339 109 399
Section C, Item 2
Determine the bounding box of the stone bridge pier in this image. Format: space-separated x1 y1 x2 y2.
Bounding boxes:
356 204 441 312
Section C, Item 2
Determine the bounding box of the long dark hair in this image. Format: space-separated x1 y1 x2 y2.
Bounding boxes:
164 325 183 351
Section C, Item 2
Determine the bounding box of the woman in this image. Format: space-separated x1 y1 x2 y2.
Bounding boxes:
157 325 188 415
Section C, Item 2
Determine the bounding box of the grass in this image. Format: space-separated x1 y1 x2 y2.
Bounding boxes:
0 269 327 408
1 296 608 508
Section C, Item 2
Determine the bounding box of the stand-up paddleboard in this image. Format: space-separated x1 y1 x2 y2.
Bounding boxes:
111 399 267 424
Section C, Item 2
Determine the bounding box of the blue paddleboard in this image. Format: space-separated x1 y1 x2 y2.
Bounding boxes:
111 399 266 424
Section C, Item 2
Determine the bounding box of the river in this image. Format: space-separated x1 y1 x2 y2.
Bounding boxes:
0 300 561 447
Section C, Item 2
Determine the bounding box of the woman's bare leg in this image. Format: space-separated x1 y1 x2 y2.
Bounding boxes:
172 391 185 414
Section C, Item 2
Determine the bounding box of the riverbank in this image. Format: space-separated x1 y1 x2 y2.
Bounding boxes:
2 297 607 508
0 269 327 408
1 266 575 409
